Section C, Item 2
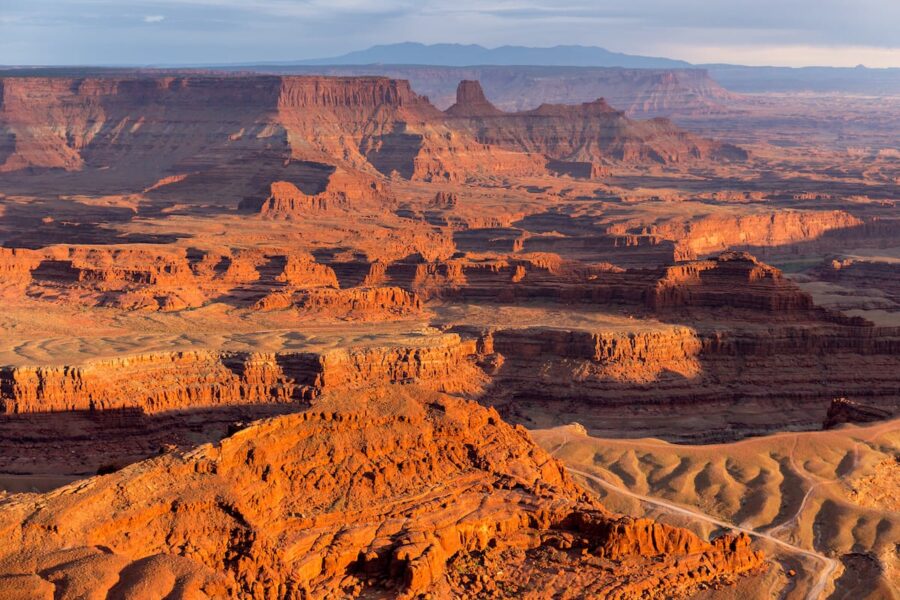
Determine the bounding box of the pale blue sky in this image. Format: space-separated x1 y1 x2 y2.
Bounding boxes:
1 0 898 67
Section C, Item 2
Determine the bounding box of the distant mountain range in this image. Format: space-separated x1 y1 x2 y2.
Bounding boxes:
290 42 692 70
4 42 898 96
240 42 900 95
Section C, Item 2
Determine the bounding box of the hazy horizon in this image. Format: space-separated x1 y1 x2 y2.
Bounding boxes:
1 0 899 69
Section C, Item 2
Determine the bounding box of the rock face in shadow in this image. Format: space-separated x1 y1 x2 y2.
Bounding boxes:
269 65 735 116
0 387 765 599
444 80 748 167
0 75 753 198
0 75 547 195
824 397 895 429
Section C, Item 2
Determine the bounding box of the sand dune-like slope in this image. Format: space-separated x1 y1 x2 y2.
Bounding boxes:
533 420 900 599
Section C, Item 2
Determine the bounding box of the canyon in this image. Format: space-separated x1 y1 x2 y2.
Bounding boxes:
0 67 897 599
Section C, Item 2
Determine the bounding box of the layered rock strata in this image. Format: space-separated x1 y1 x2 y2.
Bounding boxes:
1 245 345 311
245 168 393 216
0 334 478 414
0 75 548 193
474 319 900 441
646 210 865 260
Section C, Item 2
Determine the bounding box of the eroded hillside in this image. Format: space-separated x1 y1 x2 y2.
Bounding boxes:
0 71 897 599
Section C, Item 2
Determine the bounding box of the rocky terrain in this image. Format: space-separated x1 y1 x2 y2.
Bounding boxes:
0 69 897 599
0 387 767 599
444 81 747 172
534 418 899 599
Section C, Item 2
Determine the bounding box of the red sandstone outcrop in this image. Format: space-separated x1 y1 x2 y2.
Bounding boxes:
0 388 765 598
650 251 815 312
0 75 547 191
647 210 864 260
0 333 478 414
295 286 421 317
253 286 422 319
444 80 505 117
24 246 207 311
275 253 339 288
470 318 900 441
0 244 351 311
249 168 393 217
0 247 39 286
444 80 747 167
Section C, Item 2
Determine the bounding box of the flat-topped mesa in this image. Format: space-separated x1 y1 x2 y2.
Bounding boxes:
0 388 765 598
24 246 207 312
528 97 620 117
0 333 479 414
296 286 422 317
347 65 732 116
274 253 339 288
253 286 423 319
0 75 288 173
445 80 504 117
650 251 816 312
648 209 866 261
2 244 349 312
485 325 703 384
276 76 432 110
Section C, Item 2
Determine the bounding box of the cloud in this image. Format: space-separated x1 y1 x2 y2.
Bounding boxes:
1 0 897 67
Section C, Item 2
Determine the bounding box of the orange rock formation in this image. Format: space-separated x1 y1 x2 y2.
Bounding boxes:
0 388 764 599
0 334 478 414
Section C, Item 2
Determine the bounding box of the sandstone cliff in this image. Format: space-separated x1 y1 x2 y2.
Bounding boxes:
650 251 815 312
0 75 547 195
646 210 865 260
0 334 477 414
268 65 735 117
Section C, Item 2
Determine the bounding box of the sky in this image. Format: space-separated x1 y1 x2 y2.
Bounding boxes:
1 0 899 68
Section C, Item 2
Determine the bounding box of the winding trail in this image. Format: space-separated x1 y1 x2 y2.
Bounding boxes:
566 466 838 600
549 422 899 600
